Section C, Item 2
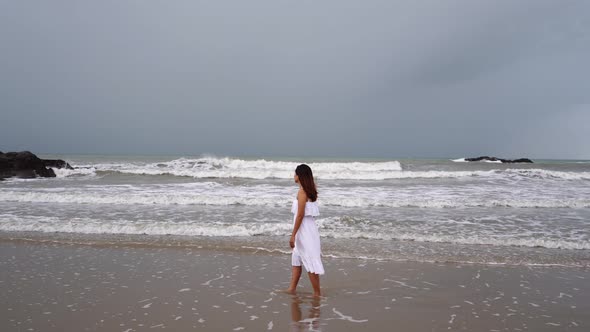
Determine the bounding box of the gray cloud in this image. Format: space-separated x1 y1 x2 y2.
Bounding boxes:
1 1 589 158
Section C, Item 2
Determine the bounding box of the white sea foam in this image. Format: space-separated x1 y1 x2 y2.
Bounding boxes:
1 188 589 208
315 216 590 250
1 214 588 250
46 156 590 181
1 182 589 208
320 226 590 250
0 189 285 206
503 168 590 180
51 167 97 178
82 157 405 180
0 214 292 237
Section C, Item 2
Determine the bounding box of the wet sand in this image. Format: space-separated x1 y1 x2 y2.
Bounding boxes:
1 239 588 331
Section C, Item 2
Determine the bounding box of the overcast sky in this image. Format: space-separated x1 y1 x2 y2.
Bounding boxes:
1 1 589 159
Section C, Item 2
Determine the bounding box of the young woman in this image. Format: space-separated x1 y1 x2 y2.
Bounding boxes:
286 164 324 297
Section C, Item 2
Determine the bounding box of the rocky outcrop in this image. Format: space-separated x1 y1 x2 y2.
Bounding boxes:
465 156 533 163
0 151 73 180
43 159 74 170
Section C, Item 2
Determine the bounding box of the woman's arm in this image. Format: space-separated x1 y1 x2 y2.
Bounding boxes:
290 190 308 248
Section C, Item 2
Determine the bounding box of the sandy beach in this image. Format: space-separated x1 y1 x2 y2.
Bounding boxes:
1 237 588 331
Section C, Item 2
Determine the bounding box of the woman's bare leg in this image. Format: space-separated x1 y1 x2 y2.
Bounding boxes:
286 266 302 293
308 272 321 297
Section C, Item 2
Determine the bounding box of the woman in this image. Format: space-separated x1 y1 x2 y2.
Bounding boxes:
286 164 324 297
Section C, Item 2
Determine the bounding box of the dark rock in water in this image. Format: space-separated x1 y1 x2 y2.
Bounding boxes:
0 151 54 178
43 159 74 170
509 158 534 163
0 151 73 179
464 156 533 163
465 156 496 162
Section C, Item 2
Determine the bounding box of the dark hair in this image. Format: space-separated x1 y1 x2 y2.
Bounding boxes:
295 164 318 202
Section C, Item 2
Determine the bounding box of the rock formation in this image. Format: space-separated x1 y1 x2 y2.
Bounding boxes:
0 151 73 180
464 156 533 163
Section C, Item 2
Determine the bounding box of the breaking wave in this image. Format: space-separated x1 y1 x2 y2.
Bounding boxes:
1 188 589 208
1 214 588 251
46 157 590 181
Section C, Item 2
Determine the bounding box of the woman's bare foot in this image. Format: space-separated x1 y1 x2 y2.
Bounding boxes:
280 288 296 295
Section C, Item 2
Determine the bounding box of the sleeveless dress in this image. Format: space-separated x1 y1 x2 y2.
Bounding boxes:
291 199 324 275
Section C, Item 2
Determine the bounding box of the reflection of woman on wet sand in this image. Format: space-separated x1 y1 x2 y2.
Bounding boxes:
286 164 324 297
291 295 321 332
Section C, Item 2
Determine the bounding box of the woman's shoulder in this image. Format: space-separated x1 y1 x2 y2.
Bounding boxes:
297 189 309 201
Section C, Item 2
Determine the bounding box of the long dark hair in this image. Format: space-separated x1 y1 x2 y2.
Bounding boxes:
295 164 318 202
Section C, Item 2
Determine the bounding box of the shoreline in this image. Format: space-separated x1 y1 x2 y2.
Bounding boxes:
1 237 589 331
2 230 589 269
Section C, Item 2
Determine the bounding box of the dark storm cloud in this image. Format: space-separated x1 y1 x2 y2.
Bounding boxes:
1 1 589 158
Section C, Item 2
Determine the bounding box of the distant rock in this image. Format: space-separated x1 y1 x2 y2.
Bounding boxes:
43 159 74 170
0 151 73 180
464 156 533 163
509 158 534 163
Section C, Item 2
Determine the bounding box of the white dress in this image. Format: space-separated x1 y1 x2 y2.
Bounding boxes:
291 199 324 275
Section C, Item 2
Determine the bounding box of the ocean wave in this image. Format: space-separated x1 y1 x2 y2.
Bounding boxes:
1 189 589 208
77 157 405 180
0 215 292 237
1 214 588 251
102 168 484 180
0 190 282 206
503 168 590 180
51 167 97 178
48 157 590 181
316 216 590 250
319 226 590 250
323 197 590 208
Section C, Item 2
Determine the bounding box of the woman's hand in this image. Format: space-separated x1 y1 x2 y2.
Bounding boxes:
289 235 295 249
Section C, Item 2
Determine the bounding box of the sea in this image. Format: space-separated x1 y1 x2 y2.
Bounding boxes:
1 154 589 267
